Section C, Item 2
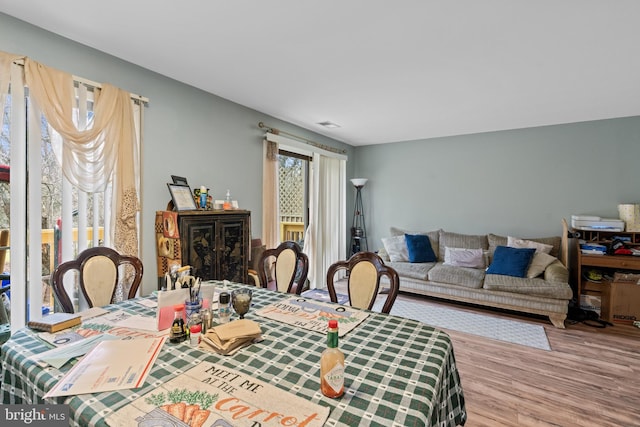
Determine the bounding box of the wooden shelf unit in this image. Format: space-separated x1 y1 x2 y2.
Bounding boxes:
576 229 640 321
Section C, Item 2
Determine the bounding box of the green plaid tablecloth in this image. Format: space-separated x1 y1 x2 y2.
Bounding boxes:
1 284 466 426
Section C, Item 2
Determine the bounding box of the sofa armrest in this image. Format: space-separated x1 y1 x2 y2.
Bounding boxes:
544 260 569 283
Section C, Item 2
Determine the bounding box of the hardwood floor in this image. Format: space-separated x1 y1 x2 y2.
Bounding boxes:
336 282 640 426
405 293 640 427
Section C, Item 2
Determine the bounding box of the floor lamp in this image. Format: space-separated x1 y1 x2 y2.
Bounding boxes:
350 178 368 256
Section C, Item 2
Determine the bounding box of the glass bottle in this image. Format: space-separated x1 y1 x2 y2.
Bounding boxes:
199 186 207 209
223 189 232 210
320 319 345 398
169 304 187 343
187 310 202 338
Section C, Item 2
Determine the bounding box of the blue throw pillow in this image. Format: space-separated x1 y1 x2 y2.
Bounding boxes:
486 246 536 278
404 234 437 263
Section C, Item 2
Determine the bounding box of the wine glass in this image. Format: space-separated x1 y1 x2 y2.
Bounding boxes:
231 288 253 319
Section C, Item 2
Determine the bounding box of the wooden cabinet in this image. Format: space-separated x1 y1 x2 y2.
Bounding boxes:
576 229 640 321
177 210 251 284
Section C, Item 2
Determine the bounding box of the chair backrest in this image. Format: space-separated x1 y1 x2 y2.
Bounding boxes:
52 247 143 313
257 241 309 294
326 251 400 314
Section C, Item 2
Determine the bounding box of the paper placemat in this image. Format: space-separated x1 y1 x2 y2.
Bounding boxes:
107 361 330 427
256 296 369 336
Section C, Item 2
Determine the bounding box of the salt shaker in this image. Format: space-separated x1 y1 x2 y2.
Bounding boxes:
190 324 202 347
218 292 231 324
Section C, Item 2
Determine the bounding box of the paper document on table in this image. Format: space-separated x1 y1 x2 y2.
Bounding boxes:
136 298 157 308
256 296 369 336
116 314 164 332
78 306 109 320
29 333 120 369
44 336 166 398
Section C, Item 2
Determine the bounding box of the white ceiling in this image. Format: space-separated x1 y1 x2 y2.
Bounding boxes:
1 0 639 146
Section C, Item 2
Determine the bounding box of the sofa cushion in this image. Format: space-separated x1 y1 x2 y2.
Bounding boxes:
390 226 440 259
381 235 409 262
438 231 488 262
488 233 561 258
388 261 435 281
405 234 437 263
484 274 574 299
527 252 557 278
443 247 486 269
428 263 485 289
486 246 536 278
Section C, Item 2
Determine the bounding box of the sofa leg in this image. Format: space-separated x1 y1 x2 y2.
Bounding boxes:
549 314 566 329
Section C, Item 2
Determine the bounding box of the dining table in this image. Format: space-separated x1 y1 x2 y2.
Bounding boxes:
1 282 467 426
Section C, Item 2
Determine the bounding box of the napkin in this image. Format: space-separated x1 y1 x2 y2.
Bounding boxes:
199 319 262 356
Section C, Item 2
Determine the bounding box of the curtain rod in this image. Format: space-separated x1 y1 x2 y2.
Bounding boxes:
12 58 149 104
258 121 347 155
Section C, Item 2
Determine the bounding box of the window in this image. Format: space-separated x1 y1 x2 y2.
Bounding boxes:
278 150 310 247
264 131 347 289
1 52 145 328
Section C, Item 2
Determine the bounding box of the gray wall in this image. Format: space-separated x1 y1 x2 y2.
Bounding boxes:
0 13 353 295
353 117 640 250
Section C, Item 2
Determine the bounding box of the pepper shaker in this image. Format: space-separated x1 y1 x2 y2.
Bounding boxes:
202 308 212 333
218 292 231 324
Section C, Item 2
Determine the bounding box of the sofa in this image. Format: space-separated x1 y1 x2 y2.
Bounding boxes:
378 227 573 328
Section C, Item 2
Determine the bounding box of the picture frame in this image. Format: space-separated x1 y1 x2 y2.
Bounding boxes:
171 175 189 186
167 183 197 211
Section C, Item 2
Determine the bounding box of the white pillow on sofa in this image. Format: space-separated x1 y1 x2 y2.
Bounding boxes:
443 247 486 269
507 236 553 254
381 235 409 262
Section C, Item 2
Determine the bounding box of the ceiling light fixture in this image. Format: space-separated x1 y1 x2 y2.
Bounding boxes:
317 121 341 129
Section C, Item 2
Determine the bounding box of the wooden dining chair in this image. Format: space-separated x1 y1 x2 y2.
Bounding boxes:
52 246 143 313
256 241 309 294
326 251 400 314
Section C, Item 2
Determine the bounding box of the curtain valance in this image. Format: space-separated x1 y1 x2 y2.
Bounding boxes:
0 50 140 256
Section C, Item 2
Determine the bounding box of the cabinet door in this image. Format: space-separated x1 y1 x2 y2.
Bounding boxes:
216 216 248 283
180 216 216 281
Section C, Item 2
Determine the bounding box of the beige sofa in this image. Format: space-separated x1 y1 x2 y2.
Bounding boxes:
379 227 573 328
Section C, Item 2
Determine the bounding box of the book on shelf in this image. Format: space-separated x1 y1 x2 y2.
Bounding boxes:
28 312 81 333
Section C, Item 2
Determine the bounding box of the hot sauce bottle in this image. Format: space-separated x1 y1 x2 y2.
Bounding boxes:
320 319 345 398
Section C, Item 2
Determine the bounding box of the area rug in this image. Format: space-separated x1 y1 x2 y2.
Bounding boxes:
375 297 551 351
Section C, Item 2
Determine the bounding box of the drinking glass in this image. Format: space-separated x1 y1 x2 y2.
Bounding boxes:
231 288 253 319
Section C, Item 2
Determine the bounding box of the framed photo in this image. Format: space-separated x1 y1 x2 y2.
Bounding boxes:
171 175 189 186
167 183 197 211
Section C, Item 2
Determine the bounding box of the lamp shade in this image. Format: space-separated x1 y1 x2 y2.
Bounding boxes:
350 178 368 187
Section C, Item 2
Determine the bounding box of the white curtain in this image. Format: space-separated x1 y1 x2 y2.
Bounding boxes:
305 154 347 289
262 139 280 248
